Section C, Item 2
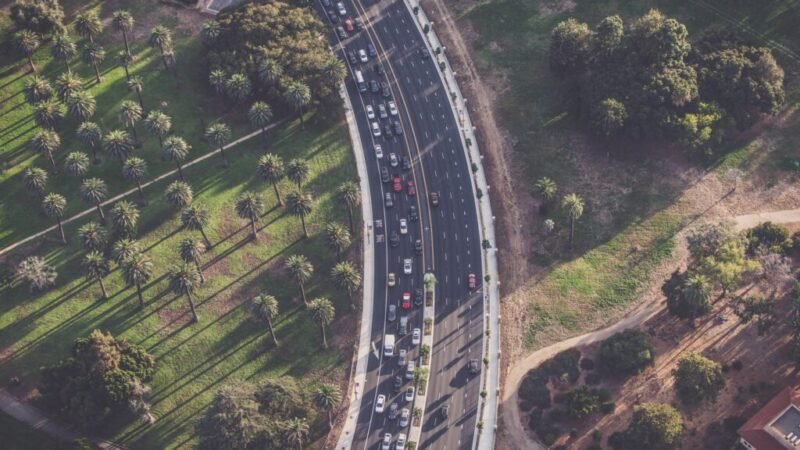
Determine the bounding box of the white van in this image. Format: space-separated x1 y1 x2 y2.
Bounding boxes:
384 334 395 357
355 70 366 92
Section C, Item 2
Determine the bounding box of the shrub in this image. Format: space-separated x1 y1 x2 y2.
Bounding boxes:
592 429 603 442
585 372 602 385
542 348 581 384
600 401 616 414
564 385 599 418
527 407 543 431
596 387 612 403
746 222 792 255
580 358 596 371
732 360 743 371
674 353 725 405
519 369 551 409
611 403 683 450
597 330 655 376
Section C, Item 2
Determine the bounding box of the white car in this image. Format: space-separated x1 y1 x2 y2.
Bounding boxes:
375 144 383 158
399 218 408 234
404 386 415 403
382 434 391 450
388 100 398 116
396 433 406 450
399 408 410 427
359 49 368 63
375 394 386 413
372 121 381 137
336 2 346 15
366 105 375 119
389 153 398 167
411 328 420 345
403 258 412 275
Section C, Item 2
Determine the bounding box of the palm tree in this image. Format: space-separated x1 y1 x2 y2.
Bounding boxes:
257 58 283 85
63 151 90 179
200 20 221 47
535 177 557 203
332 261 361 308
112 10 135 56
248 101 273 142
31 129 60 172
51 34 77 72
118 51 133 81
112 238 141 265
257 153 285 206
308 297 335 349
23 167 48 197
42 193 67 244
168 262 201 323
251 294 279 346
122 157 148 204
34 99 63 129
118 100 143 145
121 251 153 309
83 251 110 299
209 69 227 96
76 121 102 164
148 26 173 71
24 76 52 104
286 159 310 188
144 110 171 147
179 237 206 283
321 57 347 86
54 72 82 102
166 180 193 210
286 191 313 239
81 42 105 84
205 122 231 164
74 11 102 43
103 130 133 163
284 81 311 128
683 273 711 321
313 383 342 428
110 200 140 237
66 89 96 122
78 221 107 251
283 417 309 450
235 191 264 239
337 181 361 233
80 177 108 221
127 76 145 111
181 204 212 248
325 223 351 260
224 73 252 105
285 254 313 306
562 193 584 250
161 135 190 180
14 30 40 73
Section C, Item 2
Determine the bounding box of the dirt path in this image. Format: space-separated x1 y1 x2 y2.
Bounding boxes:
733 207 800 230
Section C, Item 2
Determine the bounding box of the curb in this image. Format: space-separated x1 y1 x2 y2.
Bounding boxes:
407 273 436 447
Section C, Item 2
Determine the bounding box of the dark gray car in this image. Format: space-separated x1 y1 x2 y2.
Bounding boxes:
387 304 397 322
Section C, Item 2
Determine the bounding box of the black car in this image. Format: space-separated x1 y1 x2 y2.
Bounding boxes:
388 403 398 420
347 50 358 65
468 358 480 374
420 48 430 59
370 79 380 93
384 123 393 137
414 239 422 254
393 375 403 392
335 26 347 39
368 43 377 57
390 231 399 247
401 156 410 171
414 288 423 306
393 120 403 135
409 205 418 221
441 404 449 419
381 166 390 183
354 17 364 31
380 81 390 98
328 10 340 23
375 64 385 76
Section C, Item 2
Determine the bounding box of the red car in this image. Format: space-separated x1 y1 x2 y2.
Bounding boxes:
407 180 416 196
401 292 411 309
392 175 403 192
467 273 476 290
344 18 354 32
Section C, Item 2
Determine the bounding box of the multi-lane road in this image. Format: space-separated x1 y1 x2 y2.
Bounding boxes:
320 0 485 448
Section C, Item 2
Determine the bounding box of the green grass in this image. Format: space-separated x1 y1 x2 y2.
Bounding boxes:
0 412 73 450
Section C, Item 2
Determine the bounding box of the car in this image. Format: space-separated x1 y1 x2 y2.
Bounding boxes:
321 0 331 7
468 358 480 374
387 304 396 322
405 361 415 379
393 120 403 135
440 404 449 419
468 273 477 289
327 9 339 23
375 64 385 76
412 328 421 345
384 192 393 208
368 43 377 57
381 81 390 97
399 315 407 335
399 408 410 427
354 17 364 31
414 239 422 254
403 258 412 275
375 144 383 158
336 2 347 15
371 121 381 137
388 402 399 420
335 26 347 39
388 100 398 116
366 105 375 119
399 218 408 234
347 50 358 65
384 123 393 137
388 272 396 287
398 349 406 366
390 231 399 247
420 47 430 59
382 433 391 450
430 191 439 206
407 180 416 196
392 175 402 192
409 205 418 221
370 79 380 93
381 166 390 183
378 103 388 119
358 49 368 63
413 288 423 306
344 18 354 32
375 394 386 413
389 153 399 167
404 387 415 403
401 156 410 171
401 292 411 309
396 433 406 450
393 375 403 392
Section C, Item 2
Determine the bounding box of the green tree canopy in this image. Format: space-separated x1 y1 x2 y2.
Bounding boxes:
597 329 655 376
610 403 683 450
673 352 725 405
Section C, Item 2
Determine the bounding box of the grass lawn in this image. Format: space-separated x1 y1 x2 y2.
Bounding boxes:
458 0 800 349
0 411 72 450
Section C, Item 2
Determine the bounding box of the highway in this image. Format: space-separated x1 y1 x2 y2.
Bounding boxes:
320 0 484 448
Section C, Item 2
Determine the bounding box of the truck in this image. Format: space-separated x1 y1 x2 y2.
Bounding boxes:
384 334 395 357
355 70 366 92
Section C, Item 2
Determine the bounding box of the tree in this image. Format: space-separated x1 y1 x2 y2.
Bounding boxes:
591 98 628 136
17 256 57 291
10 0 65 35
662 270 711 321
42 193 67 244
564 384 599 418
128 378 154 425
284 81 311 127
225 73 252 105
118 100 143 145
122 157 148 204
149 26 174 71
313 383 342 428
23 166 48 196
611 403 683 450
73 11 102 42
78 221 107 251
161 135 190 180
66 89 96 122
257 58 283 85
285 254 313 306
257 153 285 206
112 238 141 265
325 223 351 260
758 251 793 288
81 42 105 84
209 69 227 96
205 122 231 164
248 101 273 141
286 191 313 238
700 237 759 297
54 72 81 101
80 177 108 221
337 181 360 232
127 76 145 111
76 121 102 164
283 417 309 450
83 251 110 299
197 384 266 450
236 191 264 239
534 177 557 205
118 51 132 80
14 30 40 72
308 297 335 349
549 18 593 75
51 33 76 72
597 329 655 376
562 193 584 249
686 221 737 260
595 15 624 57
143 110 171 147
24 75 52 104
200 20 221 47
251 294 280 346
31 129 60 171
165 180 193 210
331 261 360 308
179 237 206 284
181 204 212 248
673 352 724 406
746 222 792 255
103 130 134 163
168 262 202 323
33 98 63 129
63 151 89 179
110 200 139 237
321 56 347 86
112 10 135 56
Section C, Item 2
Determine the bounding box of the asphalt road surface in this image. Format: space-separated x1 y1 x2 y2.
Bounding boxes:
318 0 484 448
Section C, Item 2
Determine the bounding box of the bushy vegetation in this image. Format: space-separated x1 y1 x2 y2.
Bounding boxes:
563 384 599 418
609 403 683 450
597 330 655 376
673 352 725 405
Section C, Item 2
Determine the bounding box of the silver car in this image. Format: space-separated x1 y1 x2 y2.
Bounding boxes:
399 408 410 427
387 304 397 322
